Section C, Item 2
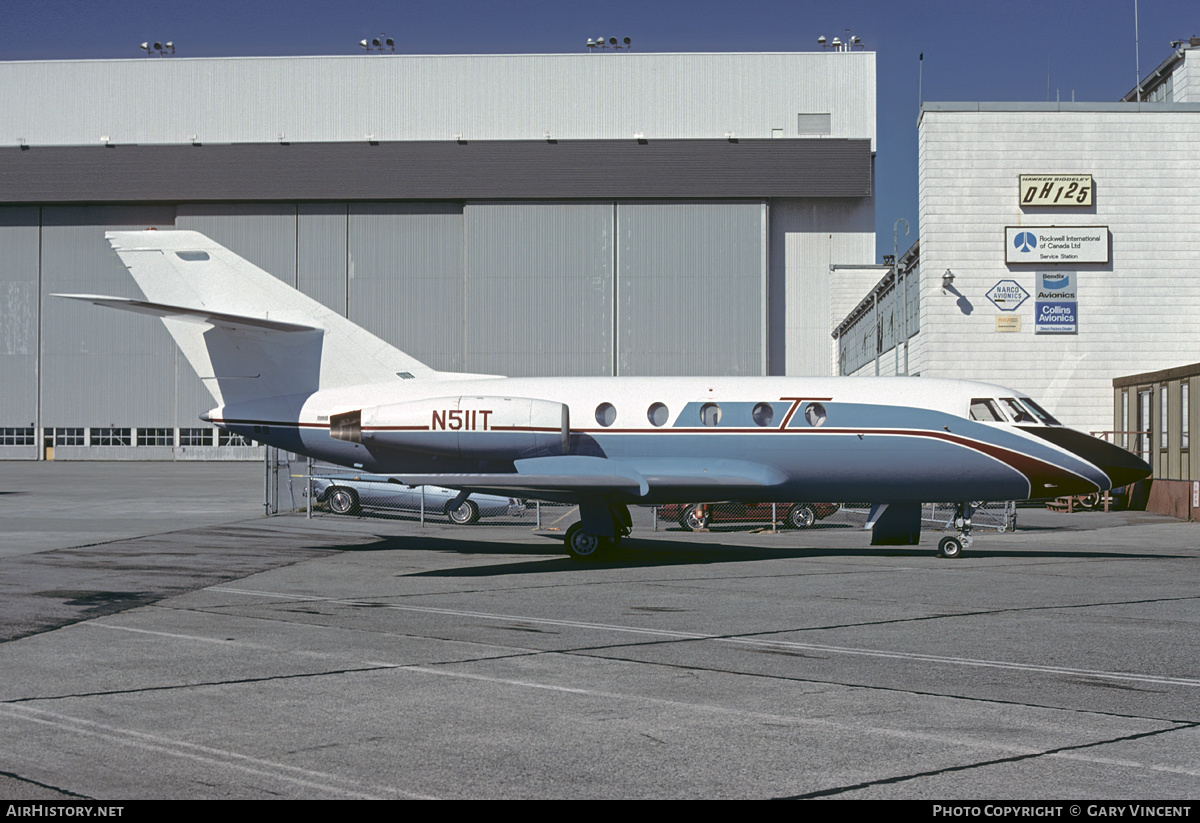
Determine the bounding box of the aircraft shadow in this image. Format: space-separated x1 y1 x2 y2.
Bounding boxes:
316 533 1187 577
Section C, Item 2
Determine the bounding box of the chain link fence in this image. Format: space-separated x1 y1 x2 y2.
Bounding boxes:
277 456 1016 535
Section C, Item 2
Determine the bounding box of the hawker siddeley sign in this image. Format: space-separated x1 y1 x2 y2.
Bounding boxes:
1006 227 1109 264
1019 175 1093 206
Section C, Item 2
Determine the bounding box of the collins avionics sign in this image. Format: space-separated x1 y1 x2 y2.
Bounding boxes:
1035 271 1077 334
1005 227 1108 263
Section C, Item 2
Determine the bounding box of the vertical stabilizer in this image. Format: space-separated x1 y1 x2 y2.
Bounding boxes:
104 230 440 406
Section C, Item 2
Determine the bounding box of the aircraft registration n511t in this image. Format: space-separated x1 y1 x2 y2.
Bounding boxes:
60 230 1151 560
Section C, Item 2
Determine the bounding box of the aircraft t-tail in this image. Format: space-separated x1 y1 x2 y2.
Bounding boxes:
59 230 1152 560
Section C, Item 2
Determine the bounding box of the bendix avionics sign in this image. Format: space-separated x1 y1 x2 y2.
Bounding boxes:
1035 271 1077 334
1006 227 1108 263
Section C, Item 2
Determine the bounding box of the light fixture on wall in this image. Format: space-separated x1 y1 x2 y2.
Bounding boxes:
942 269 955 291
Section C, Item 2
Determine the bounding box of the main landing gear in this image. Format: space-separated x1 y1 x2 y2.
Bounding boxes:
937 502 975 559
563 501 632 561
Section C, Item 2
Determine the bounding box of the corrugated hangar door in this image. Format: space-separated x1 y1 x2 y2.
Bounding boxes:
0 207 40 459
616 202 766 376
463 203 614 377
346 203 465 374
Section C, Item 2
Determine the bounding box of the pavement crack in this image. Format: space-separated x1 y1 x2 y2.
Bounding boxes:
0 769 93 799
4 665 395 704
777 722 1200 799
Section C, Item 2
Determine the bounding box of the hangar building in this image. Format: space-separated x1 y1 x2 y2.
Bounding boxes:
836 39 1200 442
0 50 877 460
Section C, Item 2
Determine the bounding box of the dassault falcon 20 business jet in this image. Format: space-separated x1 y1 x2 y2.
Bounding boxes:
59 230 1151 560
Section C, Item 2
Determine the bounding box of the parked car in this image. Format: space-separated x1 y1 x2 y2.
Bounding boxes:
307 476 526 524
658 501 840 531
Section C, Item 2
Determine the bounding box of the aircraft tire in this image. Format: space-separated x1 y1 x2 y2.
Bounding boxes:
681 506 710 531
327 487 360 516
786 504 816 529
565 522 609 561
937 536 963 559
447 500 480 525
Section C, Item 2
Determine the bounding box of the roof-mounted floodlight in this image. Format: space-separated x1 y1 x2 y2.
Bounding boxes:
359 39 369 50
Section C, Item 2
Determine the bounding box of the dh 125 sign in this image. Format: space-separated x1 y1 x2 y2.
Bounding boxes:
1019 175 1093 206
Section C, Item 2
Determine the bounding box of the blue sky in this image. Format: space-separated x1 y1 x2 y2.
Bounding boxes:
2 0 1195 258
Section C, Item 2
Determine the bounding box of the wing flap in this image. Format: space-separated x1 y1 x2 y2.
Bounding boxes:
388 456 787 499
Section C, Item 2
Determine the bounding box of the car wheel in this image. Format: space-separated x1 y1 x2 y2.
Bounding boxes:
681 506 710 531
786 504 816 529
328 487 360 515
1079 493 1100 510
447 499 480 525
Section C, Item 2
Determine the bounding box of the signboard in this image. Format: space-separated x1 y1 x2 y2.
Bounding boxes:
1019 175 1093 207
1035 271 1078 334
986 279 1029 311
995 316 1022 333
1006 227 1108 264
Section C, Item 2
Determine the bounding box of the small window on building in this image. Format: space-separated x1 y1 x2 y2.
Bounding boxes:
137 428 175 447
752 402 775 427
595 403 617 427
804 402 827 427
219 430 254 447
1161 386 1169 450
1182 383 1189 451
179 428 214 447
91 427 131 446
54 427 85 446
1121 390 1129 449
969 399 1005 422
647 403 669 427
699 403 721 427
0 427 35 446
797 113 832 135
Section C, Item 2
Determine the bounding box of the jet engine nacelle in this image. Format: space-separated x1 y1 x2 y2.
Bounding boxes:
331 396 569 459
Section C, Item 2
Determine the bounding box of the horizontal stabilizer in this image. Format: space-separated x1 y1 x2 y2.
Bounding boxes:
54 294 321 334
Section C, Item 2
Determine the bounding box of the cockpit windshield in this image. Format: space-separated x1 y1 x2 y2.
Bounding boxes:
969 396 1063 426
1018 397 1062 426
1000 398 1037 423
969 398 1005 422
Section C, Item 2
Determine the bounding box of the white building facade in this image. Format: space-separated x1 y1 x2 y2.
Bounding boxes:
839 43 1200 438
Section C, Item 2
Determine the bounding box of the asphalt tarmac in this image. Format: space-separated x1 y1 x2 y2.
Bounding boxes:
1 461 1197 799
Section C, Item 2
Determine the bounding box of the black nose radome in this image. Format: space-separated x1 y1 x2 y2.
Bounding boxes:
1018 427 1152 490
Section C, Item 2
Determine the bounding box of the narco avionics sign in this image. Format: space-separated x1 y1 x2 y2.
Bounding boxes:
1005 227 1109 264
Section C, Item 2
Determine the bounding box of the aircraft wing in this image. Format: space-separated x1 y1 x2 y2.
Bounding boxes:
393 456 787 499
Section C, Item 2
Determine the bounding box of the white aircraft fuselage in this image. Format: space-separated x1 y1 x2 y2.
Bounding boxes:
61 230 1151 559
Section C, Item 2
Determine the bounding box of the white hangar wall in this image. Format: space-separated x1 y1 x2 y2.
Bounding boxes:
0 52 876 147
911 102 1200 435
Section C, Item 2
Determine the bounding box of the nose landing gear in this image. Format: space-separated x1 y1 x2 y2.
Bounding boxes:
937 502 975 558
